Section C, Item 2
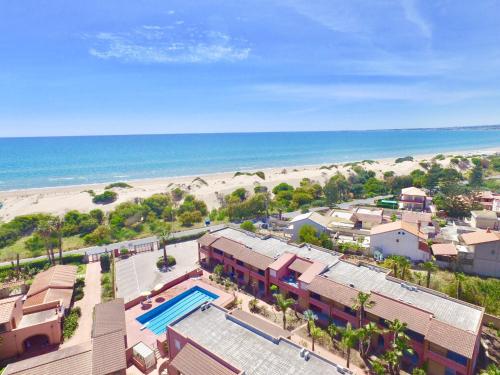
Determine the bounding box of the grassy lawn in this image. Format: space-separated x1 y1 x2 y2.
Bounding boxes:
0 235 86 262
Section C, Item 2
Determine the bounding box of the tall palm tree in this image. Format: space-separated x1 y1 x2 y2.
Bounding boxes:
327 322 341 349
352 291 374 328
454 272 465 299
397 257 411 281
50 217 64 264
310 322 322 352
421 261 437 288
383 257 398 277
340 323 358 369
155 224 172 269
275 293 295 330
38 220 55 265
357 322 383 358
303 309 318 336
386 319 414 375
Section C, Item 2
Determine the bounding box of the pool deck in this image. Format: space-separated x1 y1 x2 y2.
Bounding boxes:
125 278 233 348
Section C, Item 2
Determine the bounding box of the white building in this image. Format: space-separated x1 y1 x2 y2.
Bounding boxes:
399 187 429 211
469 210 499 230
459 229 500 277
370 220 431 262
285 212 332 241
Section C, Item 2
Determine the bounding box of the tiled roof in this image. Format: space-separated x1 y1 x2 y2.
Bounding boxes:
171 343 238 375
92 298 126 338
425 319 478 358
369 292 433 335
401 187 427 196
27 265 77 297
298 261 327 284
401 211 432 224
229 309 290 339
268 253 295 271
288 258 311 274
308 276 358 306
3 342 93 375
431 243 458 256
471 210 497 219
211 237 274 270
91 329 127 375
353 208 383 223
461 230 500 245
370 220 427 239
198 233 218 248
24 287 74 309
0 295 21 324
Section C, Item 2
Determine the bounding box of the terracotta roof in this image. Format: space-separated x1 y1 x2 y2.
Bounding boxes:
353 208 383 224
3 342 93 375
298 261 327 284
370 220 427 239
288 258 312 274
290 212 332 228
0 295 21 324
170 343 238 375
92 298 126 338
198 233 218 247
91 329 127 375
432 243 458 256
229 309 290 339
211 237 274 270
369 292 433 335
308 276 359 306
24 287 74 310
401 187 427 197
461 230 500 245
425 319 477 358
27 265 77 297
268 253 295 271
401 211 432 224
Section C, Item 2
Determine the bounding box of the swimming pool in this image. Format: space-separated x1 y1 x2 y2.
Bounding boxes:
136 286 219 335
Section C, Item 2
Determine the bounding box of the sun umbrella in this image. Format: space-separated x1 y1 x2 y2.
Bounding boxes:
140 291 150 297
153 283 164 291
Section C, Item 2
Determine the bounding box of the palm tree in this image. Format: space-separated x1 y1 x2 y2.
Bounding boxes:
155 224 172 269
397 257 411 281
383 257 398 277
50 217 64 264
412 271 425 286
352 291 374 328
421 261 437 288
386 319 413 375
275 293 295 330
454 272 465 299
38 220 55 265
327 322 341 349
357 322 383 358
303 309 318 336
310 322 323 352
480 364 500 375
340 323 358 369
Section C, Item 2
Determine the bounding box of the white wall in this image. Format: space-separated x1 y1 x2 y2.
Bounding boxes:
370 229 430 261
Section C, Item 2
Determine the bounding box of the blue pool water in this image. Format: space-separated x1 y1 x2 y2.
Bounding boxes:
136 286 219 335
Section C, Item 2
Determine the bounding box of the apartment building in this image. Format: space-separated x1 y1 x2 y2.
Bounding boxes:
198 227 484 375
400 187 429 211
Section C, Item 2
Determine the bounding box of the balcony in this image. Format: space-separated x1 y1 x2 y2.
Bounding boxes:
280 275 299 288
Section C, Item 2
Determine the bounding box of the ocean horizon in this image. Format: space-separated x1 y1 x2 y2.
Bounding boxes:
1 128 499 191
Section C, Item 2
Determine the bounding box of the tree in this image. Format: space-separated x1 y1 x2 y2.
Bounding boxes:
275 293 295 330
327 322 341 349
213 264 224 282
155 224 171 269
50 217 64 264
357 322 382 358
324 174 350 205
303 309 318 336
385 319 414 375
469 160 484 187
480 364 500 375
37 219 56 265
298 225 321 245
310 322 323 352
352 291 374 329
454 272 466 299
397 256 412 280
100 253 111 272
340 323 358 369
240 221 256 232
421 261 437 288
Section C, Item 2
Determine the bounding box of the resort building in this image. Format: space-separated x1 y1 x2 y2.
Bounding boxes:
285 212 332 240
369 221 431 262
469 210 499 230
399 187 429 211
459 229 500 277
198 227 484 375
166 304 353 375
477 191 500 212
0 265 77 360
3 298 127 375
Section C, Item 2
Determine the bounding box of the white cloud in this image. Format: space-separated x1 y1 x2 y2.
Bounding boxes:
87 25 250 64
400 0 432 38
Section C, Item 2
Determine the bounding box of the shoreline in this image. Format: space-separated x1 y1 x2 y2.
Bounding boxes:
0 146 498 221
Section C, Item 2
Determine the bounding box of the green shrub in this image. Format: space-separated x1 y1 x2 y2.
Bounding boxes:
240 221 256 232
105 182 132 189
99 253 111 272
0 213 53 248
74 278 85 301
92 191 118 204
395 156 414 163
156 255 176 269
63 308 81 339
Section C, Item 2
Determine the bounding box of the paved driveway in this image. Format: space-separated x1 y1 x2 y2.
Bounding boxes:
115 241 199 303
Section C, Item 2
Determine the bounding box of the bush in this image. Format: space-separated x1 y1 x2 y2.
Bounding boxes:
395 156 414 163
105 182 132 189
240 221 256 232
74 278 85 301
92 191 118 204
101 272 114 302
119 248 129 257
156 255 176 269
0 213 53 248
99 253 111 272
63 308 81 339
178 211 203 227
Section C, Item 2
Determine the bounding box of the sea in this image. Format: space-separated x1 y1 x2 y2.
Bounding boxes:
0 128 499 191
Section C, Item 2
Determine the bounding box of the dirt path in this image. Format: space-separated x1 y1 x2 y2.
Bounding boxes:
61 261 102 348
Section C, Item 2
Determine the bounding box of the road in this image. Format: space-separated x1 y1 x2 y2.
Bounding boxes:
0 223 226 267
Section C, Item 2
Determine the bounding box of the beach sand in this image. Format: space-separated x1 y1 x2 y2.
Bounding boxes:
0 147 498 221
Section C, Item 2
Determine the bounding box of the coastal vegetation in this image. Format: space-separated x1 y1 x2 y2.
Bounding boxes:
233 171 266 180
92 190 118 204
104 182 132 189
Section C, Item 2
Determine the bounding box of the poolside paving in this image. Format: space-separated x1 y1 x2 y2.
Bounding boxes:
115 240 199 303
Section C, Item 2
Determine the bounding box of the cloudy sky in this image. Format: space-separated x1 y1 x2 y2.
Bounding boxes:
1 0 500 136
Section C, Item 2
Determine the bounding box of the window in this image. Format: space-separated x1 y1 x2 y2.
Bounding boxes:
214 249 223 255
258 269 265 276
446 351 468 366
236 260 244 266
343 306 357 316
406 329 424 343
310 292 321 301
0 323 7 333
175 340 181 350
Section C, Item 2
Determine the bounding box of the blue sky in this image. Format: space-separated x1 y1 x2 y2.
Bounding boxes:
1 0 500 136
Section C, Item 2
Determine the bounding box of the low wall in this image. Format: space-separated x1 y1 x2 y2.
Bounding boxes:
23 300 60 314
483 313 500 330
124 268 203 309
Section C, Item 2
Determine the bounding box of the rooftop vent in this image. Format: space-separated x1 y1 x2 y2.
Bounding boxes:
349 283 355 288
300 348 306 358
303 351 310 361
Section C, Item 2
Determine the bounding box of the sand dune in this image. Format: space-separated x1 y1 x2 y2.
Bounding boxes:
0 148 497 221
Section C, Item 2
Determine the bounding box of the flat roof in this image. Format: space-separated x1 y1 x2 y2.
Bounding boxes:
170 305 353 375
211 227 341 266
171 343 238 375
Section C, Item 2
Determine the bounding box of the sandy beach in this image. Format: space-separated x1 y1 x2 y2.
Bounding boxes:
0 147 498 221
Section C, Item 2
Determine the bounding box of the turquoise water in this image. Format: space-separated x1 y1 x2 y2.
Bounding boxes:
0 128 499 190
136 286 218 335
